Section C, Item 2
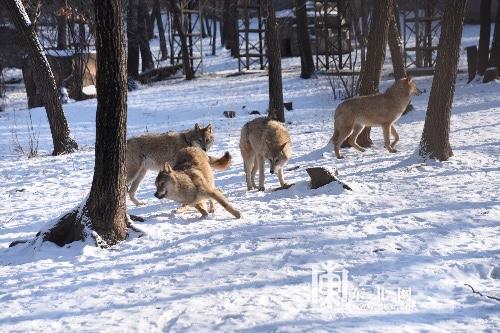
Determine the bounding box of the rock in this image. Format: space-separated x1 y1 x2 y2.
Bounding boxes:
249 110 261 115
223 111 236 118
306 167 350 190
284 102 293 111
483 67 498 83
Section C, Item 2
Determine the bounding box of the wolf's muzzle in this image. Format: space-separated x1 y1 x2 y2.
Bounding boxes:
154 192 165 199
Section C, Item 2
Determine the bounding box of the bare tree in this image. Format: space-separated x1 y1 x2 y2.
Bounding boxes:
152 0 168 60
127 0 140 78
388 0 406 81
294 0 314 79
3 0 78 155
419 0 467 161
169 0 194 80
44 0 129 246
138 0 154 72
265 0 284 122
351 0 391 148
478 0 492 75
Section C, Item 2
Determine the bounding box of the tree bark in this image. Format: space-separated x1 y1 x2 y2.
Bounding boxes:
153 0 168 60
488 0 500 72
419 0 467 161
388 0 406 80
127 0 140 78
265 0 284 122
56 13 67 49
294 0 314 78
169 0 194 80
212 17 217 56
353 0 391 147
138 0 154 72
478 0 491 75
3 0 78 155
45 0 129 247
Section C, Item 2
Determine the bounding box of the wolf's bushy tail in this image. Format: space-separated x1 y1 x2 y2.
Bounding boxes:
209 151 232 170
208 189 241 218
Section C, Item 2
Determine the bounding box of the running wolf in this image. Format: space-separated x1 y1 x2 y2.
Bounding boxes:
154 147 241 219
332 77 422 159
239 117 292 191
127 124 214 205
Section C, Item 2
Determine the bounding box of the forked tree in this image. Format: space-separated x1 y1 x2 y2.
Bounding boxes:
43 0 129 246
351 0 391 147
419 0 467 161
265 0 285 122
388 0 406 81
3 0 78 155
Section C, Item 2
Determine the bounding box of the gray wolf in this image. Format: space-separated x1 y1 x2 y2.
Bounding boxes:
154 147 241 219
332 77 422 159
239 117 292 191
127 123 214 205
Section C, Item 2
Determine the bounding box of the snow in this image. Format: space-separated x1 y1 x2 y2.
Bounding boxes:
0 25 499 332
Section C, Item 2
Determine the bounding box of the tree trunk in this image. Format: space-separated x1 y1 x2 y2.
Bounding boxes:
169 0 195 80
127 0 140 78
388 0 406 80
138 0 154 72
265 0 284 122
153 0 168 60
4 0 78 155
212 17 217 56
56 14 67 49
79 22 86 49
478 0 491 75
353 0 391 148
488 0 500 71
295 0 314 78
419 0 467 161
44 0 129 247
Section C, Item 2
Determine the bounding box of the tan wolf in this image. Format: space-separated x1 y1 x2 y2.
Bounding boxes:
154 147 241 219
239 117 292 191
332 77 422 159
127 124 214 205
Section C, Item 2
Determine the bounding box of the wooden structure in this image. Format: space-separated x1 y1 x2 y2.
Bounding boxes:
170 0 205 74
312 0 352 71
237 0 266 71
402 0 443 69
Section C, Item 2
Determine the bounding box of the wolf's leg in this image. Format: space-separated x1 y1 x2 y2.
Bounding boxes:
208 190 241 218
129 167 148 205
250 156 257 189
242 151 255 191
173 204 190 214
334 126 353 159
277 168 289 188
194 203 209 219
208 200 216 213
348 124 366 152
390 125 400 149
257 155 265 191
383 125 397 153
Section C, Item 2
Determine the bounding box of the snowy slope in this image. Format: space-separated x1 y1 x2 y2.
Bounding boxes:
0 25 499 332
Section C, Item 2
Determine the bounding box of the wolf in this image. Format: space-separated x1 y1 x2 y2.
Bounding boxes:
127 123 214 205
154 147 241 219
332 76 422 159
239 117 292 191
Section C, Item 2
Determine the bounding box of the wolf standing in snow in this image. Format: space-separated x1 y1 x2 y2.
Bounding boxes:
154 147 241 219
127 124 214 205
332 77 422 159
240 117 292 191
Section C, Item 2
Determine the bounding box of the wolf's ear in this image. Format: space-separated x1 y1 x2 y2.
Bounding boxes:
205 124 212 133
194 123 200 131
163 163 173 173
280 142 288 151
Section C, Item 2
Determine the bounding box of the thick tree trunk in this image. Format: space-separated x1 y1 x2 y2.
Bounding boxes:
295 0 314 78
169 0 195 80
478 0 491 75
419 0 467 161
388 0 406 80
45 0 129 247
353 0 391 148
127 0 140 78
265 0 284 122
138 0 154 72
488 0 500 71
4 0 78 155
153 0 168 60
56 14 67 49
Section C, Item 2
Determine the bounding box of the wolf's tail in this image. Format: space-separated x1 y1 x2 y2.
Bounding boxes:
209 151 232 170
208 189 241 219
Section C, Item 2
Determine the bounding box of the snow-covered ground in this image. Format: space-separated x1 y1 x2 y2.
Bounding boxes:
0 25 499 332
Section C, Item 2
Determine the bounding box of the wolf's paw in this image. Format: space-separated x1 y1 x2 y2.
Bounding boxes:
258 186 265 191
336 155 344 159
131 199 146 206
